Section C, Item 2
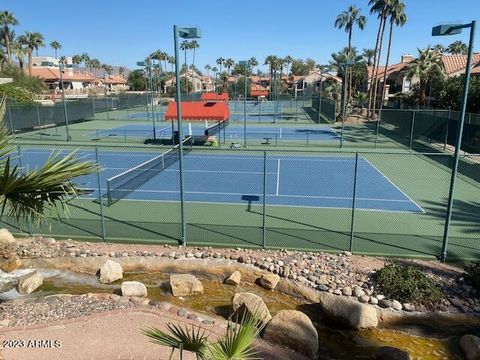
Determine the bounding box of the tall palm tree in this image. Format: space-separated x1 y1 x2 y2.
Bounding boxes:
18 32 45 76
216 57 225 74
58 55 67 65
12 41 27 70
264 55 279 100
362 48 376 66
204 64 211 78
0 11 19 64
118 66 125 78
283 55 293 75
378 0 407 110
159 51 168 72
81 53 90 74
225 58 234 75
190 40 199 69
406 47 444 106
0 48 6 72
91 58 101 75
249 57 258 75
368 0 389 119
447 40 468 55
180 40 190 68
432 44 446 54
50 40 61 59
334 5 367 51
211 66 218 91
167 55 175 72
72 54 82 67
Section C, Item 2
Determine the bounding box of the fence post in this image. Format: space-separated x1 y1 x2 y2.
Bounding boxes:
7 106 14 132
105 97 110 120
444 110 451 151
95 147 106 240
92 98 96 120
409 110 416 150
258 100 261 123
318 96 322 123
36 105 41 128
349 152 359 252
16 145 33 236
262 151 267 249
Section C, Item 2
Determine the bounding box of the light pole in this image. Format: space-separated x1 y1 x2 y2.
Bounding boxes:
340 60 355 148
432 21 476 262
239 60 249 147
174 25 201 246
58 62 71 142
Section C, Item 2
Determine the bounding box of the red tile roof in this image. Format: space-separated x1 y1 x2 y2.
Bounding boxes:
165 101 230 121
102 76 128 84
200 93 229 101
30 68 95 82
441 53 480 75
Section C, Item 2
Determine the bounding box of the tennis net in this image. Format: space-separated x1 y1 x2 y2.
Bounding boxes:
204 120 229 137
105 137 192 205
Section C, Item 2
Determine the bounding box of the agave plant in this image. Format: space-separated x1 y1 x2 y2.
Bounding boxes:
143 309 264 360
0 91 96 226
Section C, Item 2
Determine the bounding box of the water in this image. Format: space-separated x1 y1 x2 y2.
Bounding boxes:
0 269 468 359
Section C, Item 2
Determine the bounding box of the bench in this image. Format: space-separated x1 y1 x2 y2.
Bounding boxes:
262 137 272 145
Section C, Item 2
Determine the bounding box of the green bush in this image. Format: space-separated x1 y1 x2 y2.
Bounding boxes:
464 263 480 292
373 264 442 305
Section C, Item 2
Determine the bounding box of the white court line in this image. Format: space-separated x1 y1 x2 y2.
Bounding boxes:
361 157 425 213
276 159 281 196
103 168 278 176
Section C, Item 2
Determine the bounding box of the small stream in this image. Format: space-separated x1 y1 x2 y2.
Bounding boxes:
0 269 469 359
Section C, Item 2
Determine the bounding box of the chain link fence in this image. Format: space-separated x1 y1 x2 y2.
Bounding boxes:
1 144 479 261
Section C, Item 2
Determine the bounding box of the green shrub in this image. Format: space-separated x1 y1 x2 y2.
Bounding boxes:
373 264 442 305
464 263 480 291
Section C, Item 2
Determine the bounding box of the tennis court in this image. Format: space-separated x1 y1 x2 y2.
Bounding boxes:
18 148 422 213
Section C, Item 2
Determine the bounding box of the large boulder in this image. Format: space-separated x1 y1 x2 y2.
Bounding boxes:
17 271 43 294
318 292 378 329
0 255 22 273
170 274 203 297
121 281 147 297
376 346 411 360
232 292 271 326
258 273 280 290
98 260 123 284
224 271 241 286
263 310 318 358
0 229 15 245
460 334 480 360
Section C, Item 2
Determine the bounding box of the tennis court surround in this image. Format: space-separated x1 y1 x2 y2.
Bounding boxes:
2 144 479 261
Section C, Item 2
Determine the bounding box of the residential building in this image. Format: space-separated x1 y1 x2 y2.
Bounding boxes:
164 69 215 93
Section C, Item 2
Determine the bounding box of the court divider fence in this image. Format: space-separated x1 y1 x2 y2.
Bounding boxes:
2 144 479 261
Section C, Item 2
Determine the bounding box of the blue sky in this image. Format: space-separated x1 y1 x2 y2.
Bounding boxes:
4 0 479 72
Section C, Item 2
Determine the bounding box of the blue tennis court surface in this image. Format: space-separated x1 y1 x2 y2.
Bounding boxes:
86 124 340 141
18 149 423 213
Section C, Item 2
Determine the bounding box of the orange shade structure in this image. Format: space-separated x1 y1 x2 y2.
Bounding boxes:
165 101 230 121
200 92 229 102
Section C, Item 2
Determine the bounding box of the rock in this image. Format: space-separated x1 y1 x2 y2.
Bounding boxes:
98 260 123 284
379 299 393 309
0 255 22 273
369 297 379 305
342 286 352 296
224 271 241 286
392 300 403 311
170 274 203 297
460 335 480 360
258 273 280 290
376 346 411 360
358 295 370 303
17 271 43 295
121 281 147 297
232 292 271 326
263 310 318 358
353 286 365 297
41 237 56 245
318 284 329 291
0 228 15 245
0 319 10 327
403 303 415 312
318 292 378 329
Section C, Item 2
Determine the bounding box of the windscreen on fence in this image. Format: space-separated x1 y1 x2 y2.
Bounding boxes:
312 96 336 123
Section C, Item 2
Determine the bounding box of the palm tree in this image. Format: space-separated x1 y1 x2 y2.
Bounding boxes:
378 0 407 110
447 40 468 55
211 66 218 91
406 47 444 106
264 55 279 100
216 57 225 74
362 48 376 66
91 58 101 75
249 57 258 75
167 55 175 72
81 53 90 74
368 0 389 119
334 5 367 51
0 48 6 72
18 32 45 76
50 40 61 59
0 11 19 64
159 51 168 72
180 40 190 68
190 40 199 69
225 58 234 75
118 66 125 78
204 64 211 78
283 55 293 75
72 54 82 67
432 44 446 54
58 55 67 65
11 41 27 70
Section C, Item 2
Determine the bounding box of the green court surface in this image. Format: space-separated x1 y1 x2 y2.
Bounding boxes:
2 145 479 261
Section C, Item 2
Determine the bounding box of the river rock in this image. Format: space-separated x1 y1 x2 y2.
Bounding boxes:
224 271 241 286
318 292 378 329
98 260 123 284
403 303 415 312
392 300 403 311
17 271 43 295
258 273 280 290
379 299 393 309
170 274 203 297
0 229 15 245
121 281 147 297
263 310 318 358
0 255 22 273
232 292 271 326
460 334 480 360
376 346 411 360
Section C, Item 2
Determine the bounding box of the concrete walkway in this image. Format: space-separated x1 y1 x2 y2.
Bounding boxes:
0 307 308 360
